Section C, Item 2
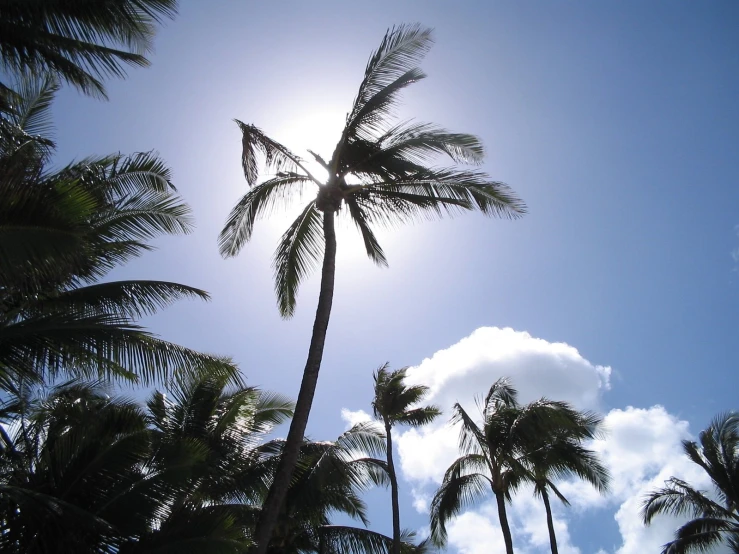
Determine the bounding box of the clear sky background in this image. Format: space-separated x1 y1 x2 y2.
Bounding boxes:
49 2 738 553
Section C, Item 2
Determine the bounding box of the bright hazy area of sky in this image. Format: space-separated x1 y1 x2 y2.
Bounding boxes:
50 2 738 553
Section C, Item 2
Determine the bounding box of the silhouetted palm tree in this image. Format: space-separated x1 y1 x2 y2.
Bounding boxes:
0 74 234 388
0 371 294 553
371 364 440 554
526 412 610 554
430 378 585 554
0 0 177 99
643 412 739 554
219 25 526 552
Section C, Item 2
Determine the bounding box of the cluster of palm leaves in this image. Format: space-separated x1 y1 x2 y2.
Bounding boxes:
643 412 739 554
427 378 610 554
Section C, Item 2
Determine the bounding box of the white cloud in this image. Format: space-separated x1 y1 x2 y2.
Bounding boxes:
340 407 372 429
397 327 612 486
375 327 716 554
404 327 611 412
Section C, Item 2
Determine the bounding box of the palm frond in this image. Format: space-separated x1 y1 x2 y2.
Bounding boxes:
32 280 210 319
234 120 313 187
643 478 730 524
219 172 311 257
345 196 388 267
347 24 434 137
7 72 58 145
271 201 324 318
429 472 492 546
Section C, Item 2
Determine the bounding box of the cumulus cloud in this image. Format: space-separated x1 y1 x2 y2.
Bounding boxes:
375 327 711 554
340 407 372 429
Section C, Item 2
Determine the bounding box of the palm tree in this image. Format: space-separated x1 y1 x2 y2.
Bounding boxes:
371 364 440 554
219 24 526 552
430 378 586 554
526 412 610 554
0 370 294 553
0 0 177 100
643 412 739 554
137 370 295 553
0 74 235 388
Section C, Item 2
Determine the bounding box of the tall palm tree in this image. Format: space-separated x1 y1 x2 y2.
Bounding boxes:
219 25 526 552
526 412 610 554
0 0 177 100
643 412 739 554
371 364 440 554
0 74 235 388
429 378 586 554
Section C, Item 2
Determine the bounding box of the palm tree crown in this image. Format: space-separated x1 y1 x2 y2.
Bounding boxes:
221 24 526 553
430 378 596 554
526 411 610 554
643 412 739 554
372 364 440 554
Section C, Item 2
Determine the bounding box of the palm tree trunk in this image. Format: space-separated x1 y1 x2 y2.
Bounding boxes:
541 488 558 554
495 490 515 554
384 421 401 554
251 209 337 554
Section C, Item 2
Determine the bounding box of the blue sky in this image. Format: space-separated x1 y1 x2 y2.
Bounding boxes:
50 2 738 553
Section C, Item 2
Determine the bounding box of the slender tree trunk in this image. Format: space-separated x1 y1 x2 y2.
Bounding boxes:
251 209 337 554
541 488 559 554
495 490 515 554
384 420 401 554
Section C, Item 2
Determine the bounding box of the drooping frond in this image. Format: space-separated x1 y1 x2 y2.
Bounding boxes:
450 403 487 456
234 120 311 187
219 172 311 257
345 196 388 267
643 478 730 524
429 471 492 546
271 201 324 318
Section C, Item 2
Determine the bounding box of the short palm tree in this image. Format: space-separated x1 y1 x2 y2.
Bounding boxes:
526 412 610 554
643 412 739 554
267 422 391 553
0 0 177 99
0 370 294 553
219 24 526 551
372 364 440 554
0 74 234 388
430 378 586 554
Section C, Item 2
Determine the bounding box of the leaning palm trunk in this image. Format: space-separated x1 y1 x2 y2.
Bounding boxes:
494 490 515 554
385 422 402 554
251 210 337 553
541 489 558 554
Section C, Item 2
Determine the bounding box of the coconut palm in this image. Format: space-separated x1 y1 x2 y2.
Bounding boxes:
0 370 294 553
0 0 177 100
371 364 440 554
0 379 165 553
643 412 739 554
0 74 235 388
526 412 610 554
219 24 526 551
430 378 588 554
268 421 388 553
